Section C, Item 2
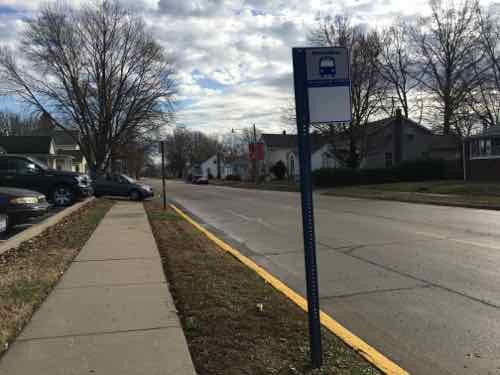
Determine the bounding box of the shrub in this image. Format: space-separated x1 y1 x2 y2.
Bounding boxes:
271 160 287 180
312 159 449 187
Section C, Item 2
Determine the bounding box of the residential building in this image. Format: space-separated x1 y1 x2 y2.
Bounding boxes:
361 109 461 169
201 154 225 179
224 155 250 180
287 143 341 179
35 114 87 173
259 131 341 179
464 125 500 181
0 136 75 171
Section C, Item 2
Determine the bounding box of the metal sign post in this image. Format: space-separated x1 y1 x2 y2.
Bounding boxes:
160 141 167 211
292 46 351 369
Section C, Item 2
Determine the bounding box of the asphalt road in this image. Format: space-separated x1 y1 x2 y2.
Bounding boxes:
150 179 500 375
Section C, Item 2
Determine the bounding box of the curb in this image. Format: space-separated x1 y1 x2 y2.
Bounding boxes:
170 203 409 375
0 197 95 256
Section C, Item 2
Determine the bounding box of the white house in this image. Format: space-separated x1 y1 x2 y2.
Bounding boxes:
287 143 341 179
259 132 341 179
201 154 226 178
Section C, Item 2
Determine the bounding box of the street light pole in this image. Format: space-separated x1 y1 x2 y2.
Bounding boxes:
160 140 167 211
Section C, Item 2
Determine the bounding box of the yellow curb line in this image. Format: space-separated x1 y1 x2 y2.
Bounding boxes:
170 203 410 375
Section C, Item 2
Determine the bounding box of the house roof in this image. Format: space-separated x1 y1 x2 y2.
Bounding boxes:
365 115 433 136
0 136 54 154
34 128 79 146
260 133 298 148
58 149 84 163
53 130 79 146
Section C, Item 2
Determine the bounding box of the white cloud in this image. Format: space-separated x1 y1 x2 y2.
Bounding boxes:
0 0 495 136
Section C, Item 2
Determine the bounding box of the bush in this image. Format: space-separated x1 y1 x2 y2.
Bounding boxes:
225 174 242 181
271 160 287 180
312 159 449 187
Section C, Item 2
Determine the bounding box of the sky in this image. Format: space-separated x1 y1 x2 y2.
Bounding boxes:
0 0 498 136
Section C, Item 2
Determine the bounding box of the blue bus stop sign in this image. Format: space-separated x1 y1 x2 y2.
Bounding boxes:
292 47 351 369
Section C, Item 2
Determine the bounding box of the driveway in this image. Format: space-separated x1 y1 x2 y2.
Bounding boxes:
150 179 500 375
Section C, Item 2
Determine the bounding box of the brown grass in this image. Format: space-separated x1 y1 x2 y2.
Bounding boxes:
145 200 380 375
0 199 113 356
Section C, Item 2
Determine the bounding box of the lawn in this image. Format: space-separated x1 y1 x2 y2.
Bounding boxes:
325 180 500 209
145 199 380 375
357 180 500 196
0 199 113 357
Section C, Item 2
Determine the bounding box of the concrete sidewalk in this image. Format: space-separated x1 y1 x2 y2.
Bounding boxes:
0 202 196 375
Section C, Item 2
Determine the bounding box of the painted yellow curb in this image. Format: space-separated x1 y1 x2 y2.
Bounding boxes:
170 203 410 375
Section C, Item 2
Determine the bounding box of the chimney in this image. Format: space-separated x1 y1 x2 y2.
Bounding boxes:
282 130 286 135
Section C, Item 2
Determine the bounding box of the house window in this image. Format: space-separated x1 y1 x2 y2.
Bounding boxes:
290 156 295 175
385 152 393 168
472 138 500 158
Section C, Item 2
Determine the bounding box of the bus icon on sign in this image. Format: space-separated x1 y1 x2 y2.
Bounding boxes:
319 56 336 77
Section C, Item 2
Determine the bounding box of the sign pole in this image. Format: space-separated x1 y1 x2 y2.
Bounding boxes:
292 47 323 369
160 141 167 211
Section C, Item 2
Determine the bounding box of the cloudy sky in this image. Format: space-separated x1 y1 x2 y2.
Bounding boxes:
0 0 497 135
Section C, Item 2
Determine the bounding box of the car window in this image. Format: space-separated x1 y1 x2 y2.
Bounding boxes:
0 159 9 173
12 158 40 175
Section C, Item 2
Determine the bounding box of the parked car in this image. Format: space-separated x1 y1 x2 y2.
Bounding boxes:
0 187 50 232
93 173 154 200
0 155 93 206
192 175 209 185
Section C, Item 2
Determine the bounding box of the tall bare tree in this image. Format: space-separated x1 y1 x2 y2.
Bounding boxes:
309 15 384 167
468 6 500 129
378 20 420 118
410 0 484 135
0 0 175 175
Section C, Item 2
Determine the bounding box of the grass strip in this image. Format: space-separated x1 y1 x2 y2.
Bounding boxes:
145 199 380 375
0 199 114 356
325 186 500 210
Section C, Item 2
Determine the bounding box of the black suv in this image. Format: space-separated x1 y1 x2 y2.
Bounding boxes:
0 155 93 206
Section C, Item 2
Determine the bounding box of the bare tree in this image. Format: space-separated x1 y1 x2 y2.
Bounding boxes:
378 20 421 118
467 6 500 129
0 111 39 136
410 0 485 135
0 1 175 175
163 128 220 178
309 15 384 167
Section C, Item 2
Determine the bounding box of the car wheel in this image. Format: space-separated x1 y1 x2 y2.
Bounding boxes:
129 189 142 201
52 185 75 206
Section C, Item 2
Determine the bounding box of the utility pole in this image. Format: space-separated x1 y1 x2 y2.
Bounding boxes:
160 141 167 211
253 123 258 184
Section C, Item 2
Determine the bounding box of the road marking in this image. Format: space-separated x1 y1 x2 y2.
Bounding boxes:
171 203 410 375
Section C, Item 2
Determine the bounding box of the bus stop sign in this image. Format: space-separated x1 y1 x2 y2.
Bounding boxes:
292 47 351 369
305 47 352 123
